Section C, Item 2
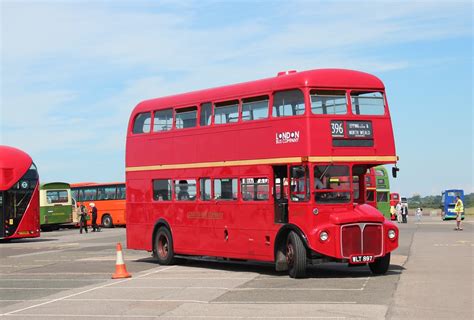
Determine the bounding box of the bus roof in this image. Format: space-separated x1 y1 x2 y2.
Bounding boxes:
40 182 71 190
133 69 385 113
70 182 125 188
0 145 33 190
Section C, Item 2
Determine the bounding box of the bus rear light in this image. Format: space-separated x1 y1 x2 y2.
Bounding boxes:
320 231 329 241
388 229 396 240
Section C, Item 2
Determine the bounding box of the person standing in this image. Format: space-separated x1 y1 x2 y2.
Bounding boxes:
454 196 464 231
79 203 88 234
416 207 423 222
89 202 99 232
402 204 408 223
396 202 402 223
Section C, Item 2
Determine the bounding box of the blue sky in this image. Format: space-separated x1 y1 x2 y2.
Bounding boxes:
1 0 472 197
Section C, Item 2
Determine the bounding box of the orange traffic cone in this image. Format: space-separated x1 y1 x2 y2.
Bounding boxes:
112 242 131 279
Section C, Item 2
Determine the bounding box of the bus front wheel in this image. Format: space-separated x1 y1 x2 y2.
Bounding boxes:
369 252 390 275
153 227 175 265
101 214 113 228
286 231 307 278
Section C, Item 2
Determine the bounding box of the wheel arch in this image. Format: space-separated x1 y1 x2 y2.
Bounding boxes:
151 218 172 251
273 224 309 261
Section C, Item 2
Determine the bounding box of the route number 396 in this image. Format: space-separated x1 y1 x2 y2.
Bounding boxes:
331 121 344 137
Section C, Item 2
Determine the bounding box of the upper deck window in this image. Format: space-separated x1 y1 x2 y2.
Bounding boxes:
200 103 212 126
214 100 239 125
351 92 385 115
242 96 269 121
132 112 151 134
176 107 197 129
272 89 305 117
310 90 347 115
153 109 173 132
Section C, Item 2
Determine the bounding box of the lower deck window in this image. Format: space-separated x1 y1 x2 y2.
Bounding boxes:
241 178 269 201
153 179 172 201
214 179 237 200
174 179 196 201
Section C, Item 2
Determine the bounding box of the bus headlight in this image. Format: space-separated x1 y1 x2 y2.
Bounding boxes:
320 231 329 241
388 229 396 239
313 208 319 215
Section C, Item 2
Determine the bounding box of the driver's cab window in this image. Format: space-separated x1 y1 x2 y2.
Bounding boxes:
290 166 309 202
314 165 351 203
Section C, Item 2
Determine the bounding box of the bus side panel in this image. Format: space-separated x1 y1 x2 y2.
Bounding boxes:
126 178 150 250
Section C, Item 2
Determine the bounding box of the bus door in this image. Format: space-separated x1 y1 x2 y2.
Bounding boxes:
273 166 288 223
288 165 310 224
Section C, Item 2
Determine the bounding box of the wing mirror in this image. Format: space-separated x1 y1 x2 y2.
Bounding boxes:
392 166 400 178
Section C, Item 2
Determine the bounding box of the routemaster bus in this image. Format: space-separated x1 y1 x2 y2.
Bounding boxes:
39 182 73 230
126 68 399 278
390 192 400 207
441 189 464 220
71 182 126 228
0 146 40 240
374 166 391 219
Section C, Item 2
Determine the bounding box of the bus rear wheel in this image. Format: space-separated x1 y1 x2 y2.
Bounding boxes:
286 231 306 278
101 214 113 228
154 227 175 265
369 252 390 275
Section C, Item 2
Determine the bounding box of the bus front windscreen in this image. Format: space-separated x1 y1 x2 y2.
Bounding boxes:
314 165 351 203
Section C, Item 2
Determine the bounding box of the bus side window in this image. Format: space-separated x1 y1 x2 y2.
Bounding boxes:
200 178 212 201
200 103 212 126
153 109 173 132
214 179 237 200
214 100 239 124
242 96 269 121
272 89 305 117
132 112 151 134
153 179 172 201
241 178 269 201
176 107 197 129
174 179 197 201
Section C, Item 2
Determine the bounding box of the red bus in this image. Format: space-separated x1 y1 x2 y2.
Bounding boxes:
390 192 400 207
0 146 40 240
71 182 126 228
126 69 399 278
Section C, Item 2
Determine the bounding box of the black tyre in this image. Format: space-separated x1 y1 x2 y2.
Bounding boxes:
153 227 176 265
286 231 307 278
369 252 390 275
101 214 113 228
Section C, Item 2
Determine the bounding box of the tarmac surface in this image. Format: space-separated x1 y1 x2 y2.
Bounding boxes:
0 215 472 319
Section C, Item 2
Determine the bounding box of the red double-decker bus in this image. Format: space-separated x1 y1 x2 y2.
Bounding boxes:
0 146 40 240
126 69 399 278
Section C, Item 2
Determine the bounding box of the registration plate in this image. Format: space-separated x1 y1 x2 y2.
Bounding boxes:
349 255 374 264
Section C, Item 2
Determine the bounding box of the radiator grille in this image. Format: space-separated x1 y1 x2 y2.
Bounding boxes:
341 223 383 258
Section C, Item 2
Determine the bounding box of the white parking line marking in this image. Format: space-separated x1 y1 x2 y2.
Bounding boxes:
0 272 111 276
2 314 346 319
42 298 357 305
0 279 106 281
0 265 176 316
